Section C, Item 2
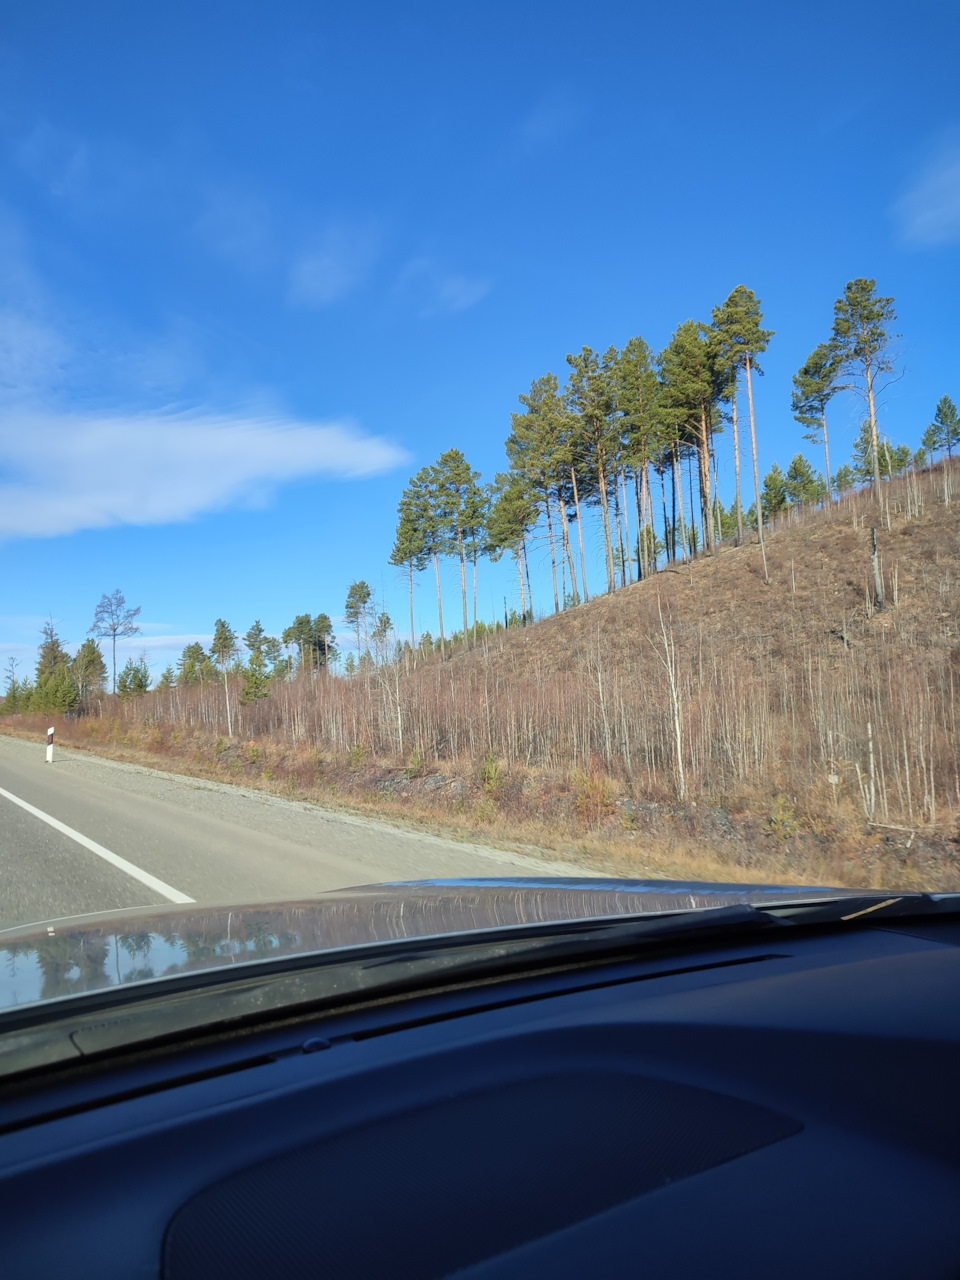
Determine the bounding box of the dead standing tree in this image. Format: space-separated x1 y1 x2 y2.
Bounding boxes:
90 589 141 695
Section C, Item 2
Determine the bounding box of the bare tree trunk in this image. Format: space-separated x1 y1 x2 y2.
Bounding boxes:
644 466 657 571
821 408 833 497
634 469 645 579
596 452 616 593
517 549 526 620
697 409 715 552
620 469 633 583
222 667 232 737
457 530 469 645
865 360 882 495
557 491 580 605
745 352 769 584
432 552 446 660
659 467 671 562
571 467 589 602
522 534 534 617
650 596 685 801
731 381 744 544
472 555 478 645
672 448 689 562
870 527 885 611
612 475 626 588
407 562 416 648
544 491 560 613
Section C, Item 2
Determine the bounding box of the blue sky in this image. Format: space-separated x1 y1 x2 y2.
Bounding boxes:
1 0 958 676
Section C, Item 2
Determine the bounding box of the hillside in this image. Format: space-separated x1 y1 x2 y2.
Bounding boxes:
6 462 960 891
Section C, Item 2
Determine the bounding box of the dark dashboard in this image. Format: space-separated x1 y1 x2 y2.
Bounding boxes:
2 909 959 1278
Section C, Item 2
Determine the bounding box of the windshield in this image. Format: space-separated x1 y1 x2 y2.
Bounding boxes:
2 2 958 1016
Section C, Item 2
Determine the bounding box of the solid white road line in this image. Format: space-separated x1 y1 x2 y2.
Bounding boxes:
0 784 194 905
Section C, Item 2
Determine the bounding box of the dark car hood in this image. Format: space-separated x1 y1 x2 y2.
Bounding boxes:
0 877 869 1013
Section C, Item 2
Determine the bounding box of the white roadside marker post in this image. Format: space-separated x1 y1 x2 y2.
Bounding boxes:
46 726 54 764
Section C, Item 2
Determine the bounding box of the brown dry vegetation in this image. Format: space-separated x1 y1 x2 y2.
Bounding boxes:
6 462 960 891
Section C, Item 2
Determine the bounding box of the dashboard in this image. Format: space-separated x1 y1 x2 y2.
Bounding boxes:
2 915 959 1278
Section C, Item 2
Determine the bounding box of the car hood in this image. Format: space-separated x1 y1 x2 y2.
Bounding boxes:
0 877 869 1012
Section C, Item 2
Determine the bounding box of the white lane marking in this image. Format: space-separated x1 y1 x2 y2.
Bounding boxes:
0 784 194 905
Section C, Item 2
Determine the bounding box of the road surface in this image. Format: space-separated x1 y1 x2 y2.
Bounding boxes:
0 734 590 933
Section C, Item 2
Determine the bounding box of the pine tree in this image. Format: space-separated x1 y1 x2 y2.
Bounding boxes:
761 463 788 518
344 583 374 662
281 615 335 672
36 621 71 682
850 423 910 482
263 635 288 677
71 638 107 706
921 423 941 462
90 589 141 694
177 642 211 685
565 347 620 593
431 449 485 644
243 620 267 658
116 654 150 699
156 665 175 690
506 374 576 610
930 395 960 459
784 454 827 506
240 646 270 704
831 278 897 495
210 619 238 735
791 342 844 495
657 322 721 557
399 466 448 659
389 483 429 646
616 336 661 579
1 657 22 715
486 473 538 621
710 286 774 580
834 464 856 493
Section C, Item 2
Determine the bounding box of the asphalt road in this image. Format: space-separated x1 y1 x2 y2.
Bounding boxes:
0 734 589 933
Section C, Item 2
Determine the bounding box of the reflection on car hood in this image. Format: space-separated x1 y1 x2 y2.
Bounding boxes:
0 877 870 1012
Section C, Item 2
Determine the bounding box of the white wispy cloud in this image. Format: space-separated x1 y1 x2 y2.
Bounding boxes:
393 257 491 317
0 410 408 539
895 136 960 246
288 225 381 307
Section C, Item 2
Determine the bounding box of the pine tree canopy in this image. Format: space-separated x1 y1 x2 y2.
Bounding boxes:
486 473 537 559
117 654 150 699
210 619 239 669
831 279 897 372
710 285 774 374
791 342 844 435
784 454 826 505
931 395 960 457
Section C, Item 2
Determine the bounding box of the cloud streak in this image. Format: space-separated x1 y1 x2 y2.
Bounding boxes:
895 137 960 246
0 410 408 539
288 226 381 307
393 257 491 317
